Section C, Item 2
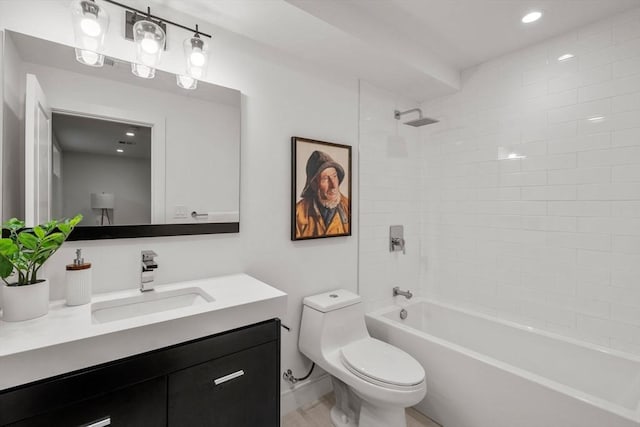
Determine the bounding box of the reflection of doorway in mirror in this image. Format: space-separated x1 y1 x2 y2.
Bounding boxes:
25 74 52 227
51 113 152 226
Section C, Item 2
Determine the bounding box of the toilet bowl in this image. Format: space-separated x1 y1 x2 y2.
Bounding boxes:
299 289 426 427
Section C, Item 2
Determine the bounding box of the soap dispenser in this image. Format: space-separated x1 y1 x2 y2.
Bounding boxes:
65 249 92 306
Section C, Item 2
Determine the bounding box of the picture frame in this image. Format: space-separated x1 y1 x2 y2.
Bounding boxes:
291 136 352 241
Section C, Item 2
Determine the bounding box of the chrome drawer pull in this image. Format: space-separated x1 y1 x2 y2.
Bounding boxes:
213 369 245 385
84 417 111 427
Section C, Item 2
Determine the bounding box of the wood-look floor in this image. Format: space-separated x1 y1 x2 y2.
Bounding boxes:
282 393 440 427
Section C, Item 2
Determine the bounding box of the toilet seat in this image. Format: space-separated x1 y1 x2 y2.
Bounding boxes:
339 338 424 390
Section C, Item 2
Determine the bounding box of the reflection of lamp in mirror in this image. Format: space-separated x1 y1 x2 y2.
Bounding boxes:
71 0 109 67
132 18 165 79
131 63 155 79
176 74 197 90
91 192 114 225
184 27 209 80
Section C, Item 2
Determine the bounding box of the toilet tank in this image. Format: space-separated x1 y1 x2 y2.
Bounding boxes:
299 289 370 360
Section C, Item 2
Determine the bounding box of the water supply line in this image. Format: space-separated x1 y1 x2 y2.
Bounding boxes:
283 363 316 385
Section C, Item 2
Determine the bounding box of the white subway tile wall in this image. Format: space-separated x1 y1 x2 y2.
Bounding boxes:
420 8 640 355
359 81 422 310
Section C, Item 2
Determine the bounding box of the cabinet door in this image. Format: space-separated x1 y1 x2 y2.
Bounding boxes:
9 377 166 427
168 341 279 427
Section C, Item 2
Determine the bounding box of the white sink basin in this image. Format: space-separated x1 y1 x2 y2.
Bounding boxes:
91 287 214 323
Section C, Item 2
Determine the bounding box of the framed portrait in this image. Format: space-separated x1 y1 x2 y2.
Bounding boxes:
291 136 352 241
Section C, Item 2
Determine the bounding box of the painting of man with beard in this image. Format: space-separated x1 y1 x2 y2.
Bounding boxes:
292 137 352 240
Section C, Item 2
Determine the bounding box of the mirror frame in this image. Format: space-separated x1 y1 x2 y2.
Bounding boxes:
2 31 242 240
68 222 239 240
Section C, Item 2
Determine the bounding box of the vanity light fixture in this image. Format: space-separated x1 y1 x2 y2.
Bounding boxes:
177 74 198 90
522 11 542 24
71 0 109 67
73 1 213 86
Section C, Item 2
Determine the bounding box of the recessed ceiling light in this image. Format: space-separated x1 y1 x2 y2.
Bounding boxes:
558 53 575 62
117 148 124 153
126 131 135 137
522 11 542 24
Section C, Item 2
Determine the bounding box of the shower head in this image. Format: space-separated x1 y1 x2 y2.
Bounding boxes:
394 108 438 127
404 116 439 127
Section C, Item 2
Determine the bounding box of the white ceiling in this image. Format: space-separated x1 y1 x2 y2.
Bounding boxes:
53 113 151 159
290 0 640 69
147 0 640 101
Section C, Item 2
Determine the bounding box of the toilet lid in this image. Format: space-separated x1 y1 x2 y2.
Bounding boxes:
340 338 425 387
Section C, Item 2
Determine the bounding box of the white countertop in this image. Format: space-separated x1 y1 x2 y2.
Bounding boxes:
0 274 287 390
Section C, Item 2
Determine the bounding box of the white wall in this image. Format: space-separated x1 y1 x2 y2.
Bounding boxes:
0 0 358 408
358 81 423 311
420 8 640 355
62 151 151 225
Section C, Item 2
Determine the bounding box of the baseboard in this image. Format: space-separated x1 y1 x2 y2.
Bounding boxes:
280 373 333 416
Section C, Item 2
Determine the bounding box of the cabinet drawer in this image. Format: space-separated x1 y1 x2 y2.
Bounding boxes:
168 341 279 427
8 377 166 427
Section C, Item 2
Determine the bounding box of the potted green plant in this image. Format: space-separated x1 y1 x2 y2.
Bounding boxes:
0 215 82 322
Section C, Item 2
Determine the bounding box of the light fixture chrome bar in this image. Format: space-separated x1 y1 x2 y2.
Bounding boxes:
102 0 212 38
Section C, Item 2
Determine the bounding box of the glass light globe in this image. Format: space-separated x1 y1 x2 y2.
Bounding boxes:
71 0 109 67
176 74 197 90
131 63 155 79
75 48 104 67
184 35 209 79
133 19 165 69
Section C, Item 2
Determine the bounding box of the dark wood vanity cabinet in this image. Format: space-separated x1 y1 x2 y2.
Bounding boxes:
6 377 167 427
168 341 279 426
0 319 281 427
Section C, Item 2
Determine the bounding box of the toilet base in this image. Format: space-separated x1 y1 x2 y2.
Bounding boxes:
331 376 409 427
359 399 407 427
330 406 358 427
330 402 408 427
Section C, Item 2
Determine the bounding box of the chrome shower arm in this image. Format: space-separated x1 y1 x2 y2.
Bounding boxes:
394 108 423 120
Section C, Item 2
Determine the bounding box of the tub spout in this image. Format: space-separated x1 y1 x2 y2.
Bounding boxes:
393 287 413 299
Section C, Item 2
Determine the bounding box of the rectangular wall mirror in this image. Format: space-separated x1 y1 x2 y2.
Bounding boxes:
1 31 241 240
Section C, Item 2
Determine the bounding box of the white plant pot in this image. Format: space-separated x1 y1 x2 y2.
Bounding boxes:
1 279 50 322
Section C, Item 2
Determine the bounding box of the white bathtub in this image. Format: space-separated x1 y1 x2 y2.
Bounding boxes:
365 299 640 427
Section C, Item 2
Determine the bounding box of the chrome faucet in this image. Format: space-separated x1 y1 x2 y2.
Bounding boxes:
389 225 406 254
393 286 413 299
390 237 406 254
140 250 158 292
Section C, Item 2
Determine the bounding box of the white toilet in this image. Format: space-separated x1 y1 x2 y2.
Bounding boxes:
299 289 426 427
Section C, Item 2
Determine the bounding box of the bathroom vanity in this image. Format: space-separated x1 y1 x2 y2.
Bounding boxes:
0 274 287 427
